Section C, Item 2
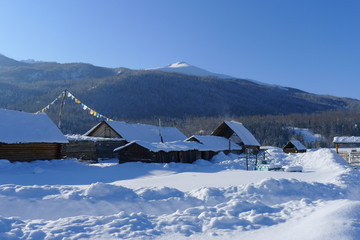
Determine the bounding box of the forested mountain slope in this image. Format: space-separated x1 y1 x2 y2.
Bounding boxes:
0 54 359 136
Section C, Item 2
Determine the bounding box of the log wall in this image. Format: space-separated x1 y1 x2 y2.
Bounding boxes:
64 140 126 160
0 143 64 162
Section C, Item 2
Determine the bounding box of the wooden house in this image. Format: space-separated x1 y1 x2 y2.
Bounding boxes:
72 120 187 161
185 135 242 159
114 136 242 163
0 109 68 162
84 120 187 143
114 141 199 163
211 121 260 153
65 135 126 160
283 140 307 153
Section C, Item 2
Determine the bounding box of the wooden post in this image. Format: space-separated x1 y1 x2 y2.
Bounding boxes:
255 150 258 167
245 148 249 171
158 119 164 143
58 90 67 129
336 143 339 153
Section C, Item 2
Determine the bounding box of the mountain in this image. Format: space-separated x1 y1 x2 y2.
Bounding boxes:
0 54 28 67
150 61 274 86
0 54 359 134
0 59 117 83
150 61 234 79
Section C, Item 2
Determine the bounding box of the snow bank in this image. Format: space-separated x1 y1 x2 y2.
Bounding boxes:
0 148 358 239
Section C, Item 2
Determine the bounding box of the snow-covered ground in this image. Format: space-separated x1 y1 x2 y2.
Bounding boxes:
0 148 359 239
289 127 324 144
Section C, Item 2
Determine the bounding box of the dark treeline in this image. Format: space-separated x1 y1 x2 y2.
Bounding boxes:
133 110 360 148
46 103 360 149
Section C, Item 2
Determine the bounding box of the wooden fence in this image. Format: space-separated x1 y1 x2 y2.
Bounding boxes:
338 151 360 165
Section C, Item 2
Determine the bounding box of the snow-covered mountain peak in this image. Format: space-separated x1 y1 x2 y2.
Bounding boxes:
149 61 286 89
149 61 234 79
166 61 190 68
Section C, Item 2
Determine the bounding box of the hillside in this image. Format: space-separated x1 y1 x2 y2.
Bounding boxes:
0 54 360 134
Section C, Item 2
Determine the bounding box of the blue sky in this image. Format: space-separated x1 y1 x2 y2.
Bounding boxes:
0 0 359 99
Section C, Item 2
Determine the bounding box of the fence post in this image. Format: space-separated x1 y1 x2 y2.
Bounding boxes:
349 152 351 164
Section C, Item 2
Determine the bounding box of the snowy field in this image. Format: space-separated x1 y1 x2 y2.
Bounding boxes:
0 148 359 239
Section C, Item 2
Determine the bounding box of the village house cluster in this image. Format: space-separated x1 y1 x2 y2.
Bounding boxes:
0 108 325 164
0 108 322 164
0 109 263 163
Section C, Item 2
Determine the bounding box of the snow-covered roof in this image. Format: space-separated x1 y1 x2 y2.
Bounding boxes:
0 109 68 144
186 135 242 151
333 136 360 144
115 137 241 153
114 140 198 153
222 121 260 146
66 134 125 142
86 121 187 143
288 140 306 150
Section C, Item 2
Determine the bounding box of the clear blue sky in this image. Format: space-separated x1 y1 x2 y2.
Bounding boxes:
0 0 359 99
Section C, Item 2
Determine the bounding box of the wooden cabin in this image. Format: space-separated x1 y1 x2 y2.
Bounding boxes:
65 135 126 160
80 120 187 161
185 135 242 157
114 135 242 164
0 109 68 162
114 141 201 163
211 121 260 153
283 140 307 153
84 120 187 143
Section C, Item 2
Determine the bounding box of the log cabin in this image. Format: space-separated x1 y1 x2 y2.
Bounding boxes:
0 109 68 161
84 120 187 143
73 120 187 161
283 140 307 153
211 121 260 153
114 136 242 163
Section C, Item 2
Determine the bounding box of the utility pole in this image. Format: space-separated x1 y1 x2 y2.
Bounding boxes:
58 90 67 129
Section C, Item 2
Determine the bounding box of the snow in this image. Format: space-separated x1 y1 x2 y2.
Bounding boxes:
115 136 242 153
114 140 200 152
333 136 360 144
66 134 124 141
290 127 324 144
0 109 68 144
0 148 359 239
222 121 260 146
149 62 287 89
283 165 303 172
86 120 187 142
149 61 234 79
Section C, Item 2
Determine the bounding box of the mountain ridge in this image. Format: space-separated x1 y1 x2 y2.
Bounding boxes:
149 61 234 79
0 54 359 134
